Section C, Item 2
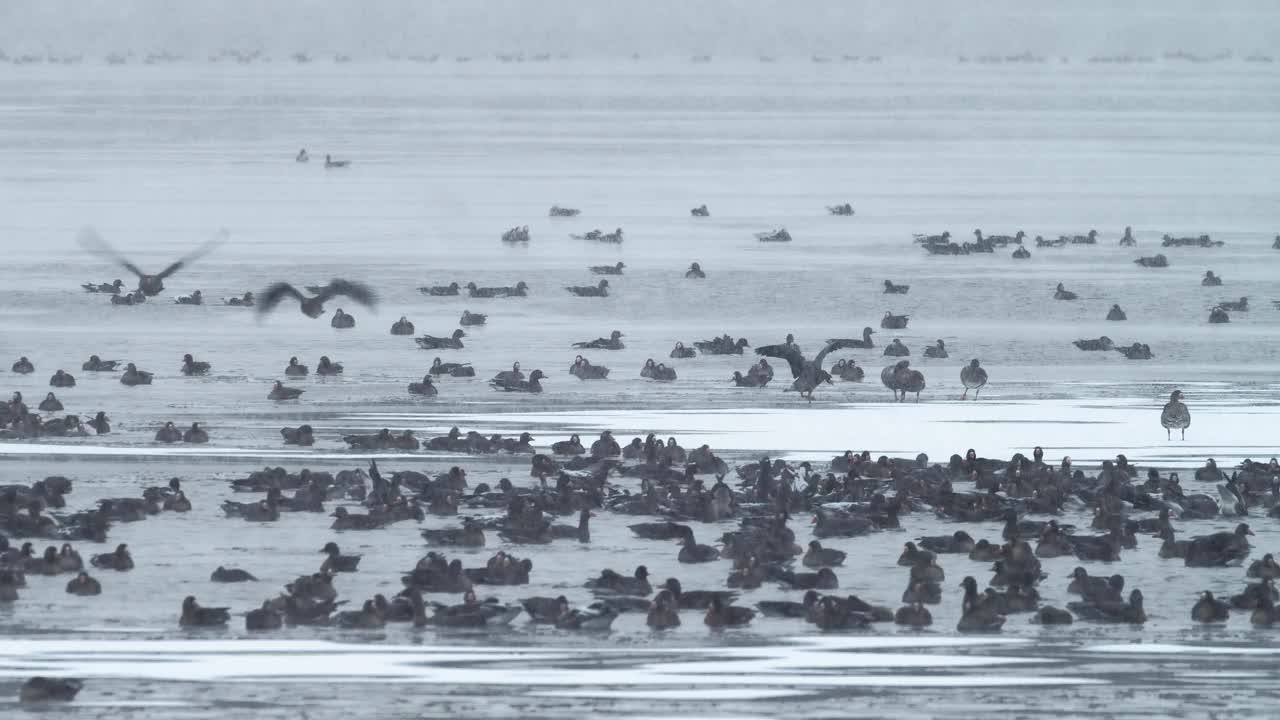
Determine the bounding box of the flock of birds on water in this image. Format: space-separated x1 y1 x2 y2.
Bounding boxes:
3 212 1280 703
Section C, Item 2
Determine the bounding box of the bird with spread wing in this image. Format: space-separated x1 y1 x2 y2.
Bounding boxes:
754 337 859 401
78 227 228 296
257 279 378 319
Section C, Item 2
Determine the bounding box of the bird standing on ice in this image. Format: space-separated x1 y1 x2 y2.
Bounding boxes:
1161 390 1191 440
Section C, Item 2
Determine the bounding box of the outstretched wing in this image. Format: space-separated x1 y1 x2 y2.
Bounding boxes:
755 344 806 378
257 282 306 314
316 278 379 308
156 228 229 280
77 227 146 279
812 339 855 372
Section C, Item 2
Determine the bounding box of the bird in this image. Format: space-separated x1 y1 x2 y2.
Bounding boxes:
269 381 304 401
257 279 377 319
1053 283 1078 300
180 595 231 627
755 338 861 401
78 227 227 296
1161 390 1190 440
566 280 609 297
960 359 987 399
181 354 211 376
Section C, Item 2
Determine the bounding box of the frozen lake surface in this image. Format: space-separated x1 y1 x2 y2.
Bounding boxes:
1 57 1279 718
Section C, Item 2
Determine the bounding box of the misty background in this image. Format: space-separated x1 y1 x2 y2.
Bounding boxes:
1 0 1277 58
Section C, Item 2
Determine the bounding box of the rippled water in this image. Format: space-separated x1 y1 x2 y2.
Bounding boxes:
2 58 1279 718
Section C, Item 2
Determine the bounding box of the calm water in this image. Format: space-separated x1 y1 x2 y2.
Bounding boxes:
1 57 1279 718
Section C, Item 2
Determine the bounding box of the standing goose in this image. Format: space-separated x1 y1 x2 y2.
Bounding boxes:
960 359 988 400
1161 390 1190 440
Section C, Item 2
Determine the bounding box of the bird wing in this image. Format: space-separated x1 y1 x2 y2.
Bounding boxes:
77 227 146 278
812 339 854 372
257 282 307 314
316 279 379 307
755 344 806 378
156 229 229 280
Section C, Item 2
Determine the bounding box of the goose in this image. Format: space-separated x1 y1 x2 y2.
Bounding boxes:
175 290 203 305
1106 304 1127 321
323 154 349 169
755 338 866 401
1053 282 1078 300
81 355 119 372
883 339 910 357
590 262 625 275
258 279 377 319
573 330 624 350
1073 336 1114 351
181 354 210 375
78 227 225 296
923 340 948 358
548 206 580 217
881 311 909 329
459 310 487 326
415 329 466 350
420 282 460 296
429 357 474 377
180 595 230 627
1202 270 1223 286
960 359 987 399
690 204 710 217
390 316 416 335
883 280 909 294
268 381 304 401
685 262 706 279
491 369 544 393
566 279 609 297
1160 390 1190 440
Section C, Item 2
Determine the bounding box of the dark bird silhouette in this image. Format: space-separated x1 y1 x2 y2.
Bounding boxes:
755 338 858 401
257 279 378 319
78 227 227 296
1161 390 1190 440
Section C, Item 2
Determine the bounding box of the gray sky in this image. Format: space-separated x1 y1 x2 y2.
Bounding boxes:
2 0 1276 57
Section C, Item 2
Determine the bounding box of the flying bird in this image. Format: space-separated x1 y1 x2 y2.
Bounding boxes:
78 227 228 296
257 279 378 319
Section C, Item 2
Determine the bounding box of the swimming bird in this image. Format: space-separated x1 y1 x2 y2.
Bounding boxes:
573 330 624 350
1135 253 1168 268
390 316 415 335
755 338 862 401
415 329 466 350
669 342 696 359
269 381 304 401
64 572 101 596
1074 336 1114 351
183 423 209 443
324 154 349 169
1107 304 1127 321
330 309 355 328
467 281 529 298
881 311 909 329
10 357 31 374
81 355 119 372
257 279 377 319
1119 226 1136 246
923 340 948 358
831 359 863 382
90 544 133 571
408 375 438 396
1202 270 1223 286
83 279 124 294
826 327 875 350
1208 307 1230 323
960 359 987 399
1191 591 1230 622
1053 283 1078 300
460 310 487 326
420 282 460 296
19 677 82 703
175 290 203 305
38 393 63 412
320 542 361 573
491 369 544 393
803 540 846 568
1217 296 1249 312
296 149 309 162
883 279 909 294
1069 589 1146 624
549 206 580 217
1012 246 1031 259
827 202 854 216
883 339 910 357
1117 343 1152 360
49 370 75 388
180 595 230 627
429 357 474 377
590 262 625 275
181 354 210 375
686 262 706 279
210 566 257 583
78 227 226 296
755 228 791 242
119 363 152 386
501 225 530 243
570 356 610 380
1185 523 1252 567
730 370 768 387
1161 390 1190 440
691 204 710 217
566 280 609 297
